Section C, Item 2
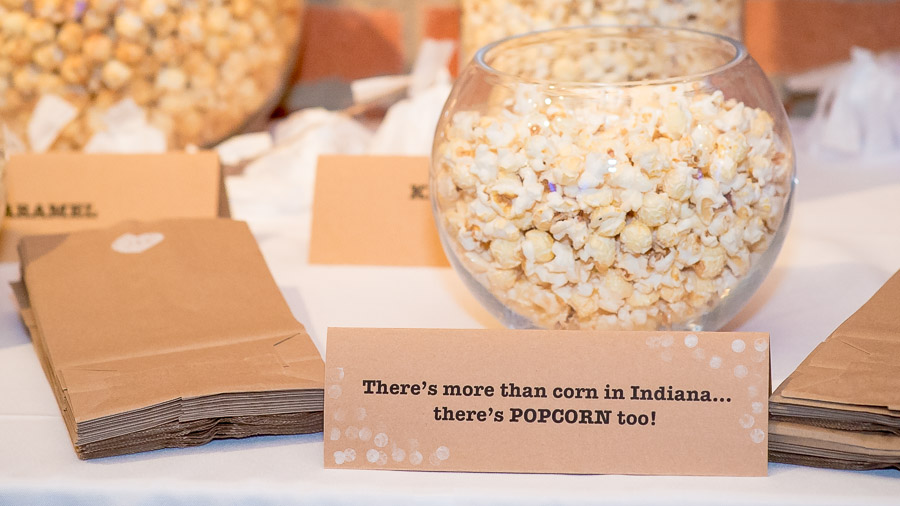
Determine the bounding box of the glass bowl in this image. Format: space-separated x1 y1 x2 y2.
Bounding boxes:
460 0 745 64
0 0 304 151
430 26 795 331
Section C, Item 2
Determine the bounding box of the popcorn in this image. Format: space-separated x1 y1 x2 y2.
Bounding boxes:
434 79 792 330
461 0 744 63
0 0 302 150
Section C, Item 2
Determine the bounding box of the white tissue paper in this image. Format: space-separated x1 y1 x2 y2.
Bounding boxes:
3 124 27 156
369 39 455 155
803 48 900 158
225 108 372 219
224 39 456 223
83 98 167 153
27 94 78 153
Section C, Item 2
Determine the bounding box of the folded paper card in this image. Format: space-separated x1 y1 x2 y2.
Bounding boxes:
308 155 448 267
325 328 770 476
770 269 900 470
0 152 229 261
15 218 324 459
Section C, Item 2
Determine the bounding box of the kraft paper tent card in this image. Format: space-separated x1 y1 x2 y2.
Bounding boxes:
308 155 448 267
326 328 770 476
770 269 900 470
0 152 230 261
14 218 324 459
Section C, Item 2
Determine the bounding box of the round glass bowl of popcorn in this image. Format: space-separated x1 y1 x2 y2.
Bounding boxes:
460 0 744 64
0 0 303 151
431 26 795 331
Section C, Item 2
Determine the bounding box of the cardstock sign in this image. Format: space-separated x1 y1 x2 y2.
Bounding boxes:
325 328 770 476
309 155 448 267
0 152 229 261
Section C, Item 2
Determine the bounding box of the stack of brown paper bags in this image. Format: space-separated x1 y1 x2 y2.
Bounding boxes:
769 269 900 470
13 218 324 459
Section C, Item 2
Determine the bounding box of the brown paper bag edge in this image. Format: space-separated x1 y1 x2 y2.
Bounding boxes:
774 269 900 411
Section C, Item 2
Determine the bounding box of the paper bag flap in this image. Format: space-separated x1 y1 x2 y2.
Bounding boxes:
776 269 900 411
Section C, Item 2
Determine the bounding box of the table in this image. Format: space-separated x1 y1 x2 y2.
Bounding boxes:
2 147 900 505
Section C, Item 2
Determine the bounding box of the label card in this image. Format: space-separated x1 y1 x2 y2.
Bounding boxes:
0 152 228 261
325 328 770 476
309 155 448 267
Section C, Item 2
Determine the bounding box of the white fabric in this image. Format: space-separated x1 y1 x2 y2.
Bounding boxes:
1 143 900 503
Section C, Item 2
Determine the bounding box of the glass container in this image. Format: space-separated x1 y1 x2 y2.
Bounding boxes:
0 0 304 151
431 26 795 331
461 0 744 64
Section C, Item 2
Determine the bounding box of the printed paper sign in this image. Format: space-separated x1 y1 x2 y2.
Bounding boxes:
325 328 770 476
0 152 227 261
309 155 448 267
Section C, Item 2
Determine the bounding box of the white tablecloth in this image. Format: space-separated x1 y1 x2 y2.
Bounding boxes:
1 148 900 505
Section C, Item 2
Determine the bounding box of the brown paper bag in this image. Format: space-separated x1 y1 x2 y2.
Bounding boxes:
16 218 324 459
769 269 900 469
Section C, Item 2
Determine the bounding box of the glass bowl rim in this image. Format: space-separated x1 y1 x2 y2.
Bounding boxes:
473 24 748 88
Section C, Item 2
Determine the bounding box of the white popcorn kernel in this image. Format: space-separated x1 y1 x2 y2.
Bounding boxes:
743 217 765 245
716 131 750 164
603 270 633 300
589 206 626 237
550 218 588 249
485 121 516 147
748 155 773 185
525 134 549 158
628 290 659 308
488 269 518 290
585 233 616 268
650 251 676 273
545 241 575 274
707 210 734 238
620 221 653 254
554 155 582 185
661 102 690 139
630 141 666 175
694 245 727 279
522 230 554 265
610 163 652 192
676 234 703 266
638 192 670 227
691 178 726 223
489 239 522 269
569 292 600 318
655 223 680 248
710 153 738 188
578 151 613 187
577 187 613 208
473 144 499 183
663 164 694 201
659 285 685 303
620 189 643 213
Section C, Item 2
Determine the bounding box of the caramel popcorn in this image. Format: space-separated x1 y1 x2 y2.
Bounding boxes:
433 68 792 330
0 0 303 151
461 0 743 63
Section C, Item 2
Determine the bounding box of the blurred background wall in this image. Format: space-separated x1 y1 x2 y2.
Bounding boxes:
297 0 900 82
